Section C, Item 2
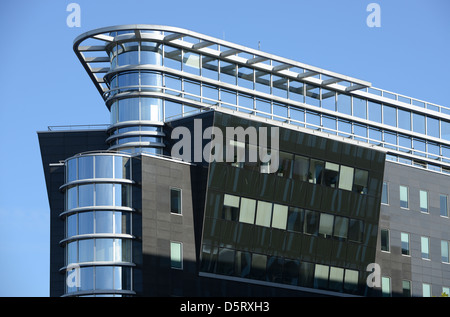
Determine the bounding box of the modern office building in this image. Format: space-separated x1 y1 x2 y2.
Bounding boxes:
38 25 450 297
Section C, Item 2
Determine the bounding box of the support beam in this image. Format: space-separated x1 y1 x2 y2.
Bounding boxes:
247 56 268 65
297 71 319 79
93 34 114 42
220 48 240 58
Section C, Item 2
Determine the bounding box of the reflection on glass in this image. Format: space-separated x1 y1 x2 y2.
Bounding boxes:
353 169 368 194
308 159 324 184
67 186 77 210
255 201 272 227
78 211 94 235
79 239 94 262
239 197 256 224
67 158 77 182
96 211 113 233
96 184 113 206
95 266 113 290
78 156 93 179
287 207 303 232
292 155 309 181
223 194 240 221
272 204 288 230
78 184 94 207
95 156 113 178
96 238 114 261
319 213 334 238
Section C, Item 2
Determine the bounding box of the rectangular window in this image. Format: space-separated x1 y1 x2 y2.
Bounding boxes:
292 155 309 182
170 241 183 269
441 195 448 217
423 283 431 297
239 197 256 224
400 185 409 209
272 204 288 230
381 182 389 205
402 280 411 297
421 236 430 259
401 232 410 256
443 287 450 297
442 240 449 263
333 216 348 240
338 166 354 191
170 188 182 214
314 264 329 289
353 169 368 194
287 207 303 232
348 219 363 243
318 213 334 238
323 162 340 188
420 190 428 213
255 201 272 227
382 276 391 297
223 194 240 221
381 229 390 252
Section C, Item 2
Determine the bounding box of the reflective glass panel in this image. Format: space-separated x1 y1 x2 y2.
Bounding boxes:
337 94 351 115
239 197 256 224
170 188 182 214
353 169 368 194
401 232 410 255
67 158 77 182
338 166 354 191
95 266 114 290
96 238 114 261
400 185 409 208
440 195 448 217
79 239 94 262
292 155 309 182
272 204 288 230
96 211 113 233
78 156 93 179
170 241 182 269
420 190 428 213
427 117 439 138
95 156 113 179
333 216 348 239
223 194 240 221
287 207 303 232
115 212 131 234
319 213 334 238
67 214 77 237
309 159 324 184
413 113 425 134
78 211 94 235
255 201 272 227
78 184 94 207
67 186 77 210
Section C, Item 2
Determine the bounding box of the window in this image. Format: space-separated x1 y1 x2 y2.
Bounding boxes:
421 236 430 259
381 182 389 205
338 166 353 191
381 276 391 297
348 219 363 243
170 188 182 214
323 162 339 188
401 232 410 256
443 287 450 297
423 283 431 297
318 213 334 238
381 229 390 252
442 240 449 263
287 207 303 232
170 241 183 269
223 194 240 221
239 197 256 224
420 190 428 213
333 216 348 240
292 155 309 182
441 195 448 217
402 280 411 297
353 169 368 194
400 185 409 209
255 201 272 227
272 204 288 230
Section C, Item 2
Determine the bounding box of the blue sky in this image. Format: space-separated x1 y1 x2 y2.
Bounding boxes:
0 0 448 297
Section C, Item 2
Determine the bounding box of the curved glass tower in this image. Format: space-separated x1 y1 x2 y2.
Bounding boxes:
61 153 135 296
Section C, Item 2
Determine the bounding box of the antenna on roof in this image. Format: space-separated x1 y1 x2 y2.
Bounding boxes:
258 41 261 50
